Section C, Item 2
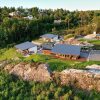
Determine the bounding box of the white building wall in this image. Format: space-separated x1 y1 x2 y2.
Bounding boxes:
53 36 58 41
43 38 46 41
28 16 33 20
28 46 37 53
9 12 15 16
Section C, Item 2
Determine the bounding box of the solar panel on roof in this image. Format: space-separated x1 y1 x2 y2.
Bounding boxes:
15 41 37 50
88 50 100 61
40 34 58 39
42 43 54 50
52 44 80 56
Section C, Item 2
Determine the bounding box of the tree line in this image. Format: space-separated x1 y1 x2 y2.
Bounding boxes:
0 7 100 47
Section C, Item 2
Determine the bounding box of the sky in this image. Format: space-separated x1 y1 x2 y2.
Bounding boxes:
0 0 100 11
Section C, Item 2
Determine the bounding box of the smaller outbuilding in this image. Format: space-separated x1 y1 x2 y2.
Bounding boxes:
15 41 37 56
87 50 100 61
42 42 55 55
9 11 21 17
96 34 100 40
54 19 62 24
24 15 33 20
40 34 59 42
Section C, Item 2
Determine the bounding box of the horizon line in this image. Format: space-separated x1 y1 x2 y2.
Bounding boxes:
0 6 100 12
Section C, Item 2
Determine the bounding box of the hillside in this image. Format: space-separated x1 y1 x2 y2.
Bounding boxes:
0 61 100 99
0 7 100 100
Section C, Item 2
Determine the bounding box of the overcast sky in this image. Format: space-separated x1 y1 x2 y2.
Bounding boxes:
0 0 100 11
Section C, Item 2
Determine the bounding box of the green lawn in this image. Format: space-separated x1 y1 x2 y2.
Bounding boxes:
0 48 100 71
33 38 45 44
47 59 79 71
79 39 100 50
88 40 100 45
24 54 52 62
0 48 23 61
24 54 100 71
24 54 80 71
79 39 100 45
64 34 75 40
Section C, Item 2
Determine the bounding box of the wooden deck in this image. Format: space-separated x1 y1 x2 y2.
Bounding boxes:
51 55 87 62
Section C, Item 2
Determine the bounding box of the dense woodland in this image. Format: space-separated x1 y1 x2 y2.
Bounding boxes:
0 7 100 47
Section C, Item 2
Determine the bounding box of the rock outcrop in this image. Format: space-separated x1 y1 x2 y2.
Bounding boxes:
5 62 52 82
86 64 100 70
60 65 100 91
0 60 10 68
4 62 100 91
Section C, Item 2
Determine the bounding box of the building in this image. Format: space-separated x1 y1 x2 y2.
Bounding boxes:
87 50 100 61
42 42 55 55
51 44 81 59
93 31 100 39
24 15 33 20
96 34 100 40
40 34 59 42
9 11 20 17
84 31 100 40
15 41 37 56
84 34 96 39
9 12 15 16
54 19 62 24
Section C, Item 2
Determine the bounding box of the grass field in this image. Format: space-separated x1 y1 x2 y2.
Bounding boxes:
88 40 100 45
79 39 100 50
0 48 23 61
79 39 100 45
0 48 100 71
24 54 100 71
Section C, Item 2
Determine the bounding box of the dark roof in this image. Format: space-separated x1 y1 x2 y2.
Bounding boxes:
52 44 81 56
42 42 55 50
15 41 37 50
96 34 100 36
40 34 58 39
88 50 100 61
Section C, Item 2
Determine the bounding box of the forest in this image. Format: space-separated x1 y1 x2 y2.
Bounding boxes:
0 7 100 47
